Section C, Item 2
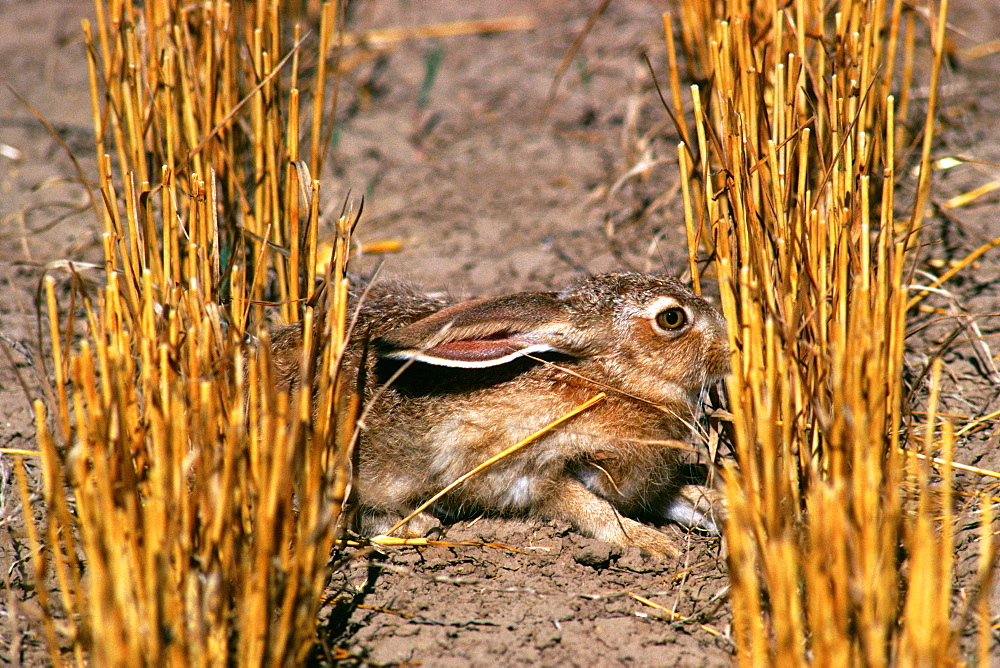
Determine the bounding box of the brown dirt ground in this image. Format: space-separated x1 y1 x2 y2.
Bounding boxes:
2 0 1000 665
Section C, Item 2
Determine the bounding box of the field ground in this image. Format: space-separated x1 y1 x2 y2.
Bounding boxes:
2 0 999 664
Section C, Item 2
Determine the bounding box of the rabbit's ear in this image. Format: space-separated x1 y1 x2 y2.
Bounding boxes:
376 292 573 368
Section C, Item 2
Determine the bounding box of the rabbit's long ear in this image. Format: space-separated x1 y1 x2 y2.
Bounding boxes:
375 292 574 368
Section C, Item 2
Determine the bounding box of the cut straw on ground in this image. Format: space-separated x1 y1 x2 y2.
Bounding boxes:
334 15 538 48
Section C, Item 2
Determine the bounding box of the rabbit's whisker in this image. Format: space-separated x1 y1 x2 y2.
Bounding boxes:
524 354 706 414
545 429 698 451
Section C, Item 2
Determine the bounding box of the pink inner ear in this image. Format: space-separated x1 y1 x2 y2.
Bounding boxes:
425 338 523 363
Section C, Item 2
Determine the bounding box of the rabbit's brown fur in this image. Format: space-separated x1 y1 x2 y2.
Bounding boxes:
267 272 730 556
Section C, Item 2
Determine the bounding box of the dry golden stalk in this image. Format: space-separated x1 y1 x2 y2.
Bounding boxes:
668 0 993 663
24 1 353 664
334 15 538 48
628 593 723 638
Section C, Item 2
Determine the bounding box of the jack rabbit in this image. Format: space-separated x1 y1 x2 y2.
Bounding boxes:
267 272 730 556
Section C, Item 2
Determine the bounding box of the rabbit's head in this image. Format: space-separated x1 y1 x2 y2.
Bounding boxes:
375 272 729 408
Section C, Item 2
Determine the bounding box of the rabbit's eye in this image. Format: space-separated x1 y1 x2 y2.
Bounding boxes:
655 307 687 330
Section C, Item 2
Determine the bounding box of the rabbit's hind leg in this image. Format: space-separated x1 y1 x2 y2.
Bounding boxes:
355 507 441 538
539 478 680 558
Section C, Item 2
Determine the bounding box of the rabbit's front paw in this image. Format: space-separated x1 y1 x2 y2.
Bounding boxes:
663 484 725 535
542 479 680 558
612 517 681 558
